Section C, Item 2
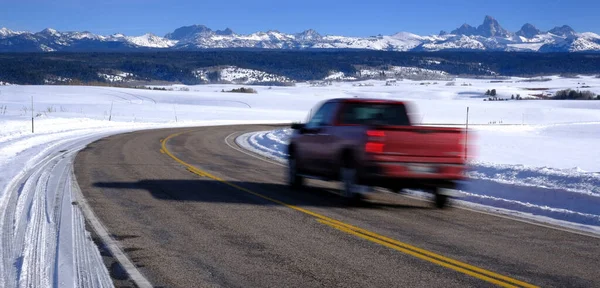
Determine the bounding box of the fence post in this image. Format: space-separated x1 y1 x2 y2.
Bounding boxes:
174 104 178 123
109 101 113 121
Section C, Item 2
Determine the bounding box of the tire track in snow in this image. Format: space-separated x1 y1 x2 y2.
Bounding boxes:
91 87 157 105
20 170 53 288
0 135 116 288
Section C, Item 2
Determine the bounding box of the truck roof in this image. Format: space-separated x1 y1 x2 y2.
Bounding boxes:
327 98 407 105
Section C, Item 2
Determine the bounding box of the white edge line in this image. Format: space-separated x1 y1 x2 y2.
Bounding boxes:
70 168 154 288
226 129 600 240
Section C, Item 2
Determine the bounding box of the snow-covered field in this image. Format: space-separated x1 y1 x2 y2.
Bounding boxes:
0 75 599 286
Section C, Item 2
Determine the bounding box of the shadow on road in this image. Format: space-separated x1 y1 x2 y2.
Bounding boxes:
93 179 432 210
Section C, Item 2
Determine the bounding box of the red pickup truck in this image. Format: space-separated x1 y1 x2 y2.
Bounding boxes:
287 98 468 208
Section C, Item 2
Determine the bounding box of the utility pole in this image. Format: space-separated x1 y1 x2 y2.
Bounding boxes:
31 95 34 133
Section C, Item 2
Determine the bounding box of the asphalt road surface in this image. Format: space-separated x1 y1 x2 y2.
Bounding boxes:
74 124 600 288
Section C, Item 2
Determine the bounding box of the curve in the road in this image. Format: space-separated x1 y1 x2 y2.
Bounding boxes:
74 124 600 288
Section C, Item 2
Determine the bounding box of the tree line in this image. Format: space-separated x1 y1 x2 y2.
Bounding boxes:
553 89 599 100
1 51 600 85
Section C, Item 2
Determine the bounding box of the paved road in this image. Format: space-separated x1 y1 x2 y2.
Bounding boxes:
74 124 600 288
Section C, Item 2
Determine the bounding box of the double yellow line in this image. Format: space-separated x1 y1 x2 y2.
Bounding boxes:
161 131 538 288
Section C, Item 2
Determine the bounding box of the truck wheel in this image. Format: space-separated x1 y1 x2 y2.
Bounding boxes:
390 188 402 194
434 190 449 209
287 158 304 189
340 167 364 204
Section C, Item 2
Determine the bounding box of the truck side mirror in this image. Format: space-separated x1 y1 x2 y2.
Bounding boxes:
291 123 305 130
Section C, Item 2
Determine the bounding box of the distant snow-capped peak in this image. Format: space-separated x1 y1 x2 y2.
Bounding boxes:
295 29 322 41
548 25 576 37
127 33 178 48
0 27 26 37
0 27 15 37
391 31 425 40
516 23 541 39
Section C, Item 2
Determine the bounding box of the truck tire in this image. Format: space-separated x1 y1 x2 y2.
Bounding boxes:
340 167 359 198
339 154 364 204
287 157 304 189
434 189 449 209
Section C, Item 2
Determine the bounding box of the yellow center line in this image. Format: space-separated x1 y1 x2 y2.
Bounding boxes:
161 130 538 288
317 219 519 288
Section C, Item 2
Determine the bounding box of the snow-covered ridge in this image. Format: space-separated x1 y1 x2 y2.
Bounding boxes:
0 26 177 49
126 33 178 48
0 27 25 37
1 15 600 52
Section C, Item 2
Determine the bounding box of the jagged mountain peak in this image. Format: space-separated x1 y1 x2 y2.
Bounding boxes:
0 27 16 37
483 15 496 22
165 24 213 41
38 28 61 37
478 15 511 37
215 28 234 36
516 23 541 39
296 29 322 41
451 24 477 36
450 16 511 38
548 25 576 37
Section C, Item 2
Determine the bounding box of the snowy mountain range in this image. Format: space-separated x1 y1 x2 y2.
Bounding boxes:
1 16 599 52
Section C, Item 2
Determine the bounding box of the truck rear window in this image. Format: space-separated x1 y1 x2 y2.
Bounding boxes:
339 103 410 126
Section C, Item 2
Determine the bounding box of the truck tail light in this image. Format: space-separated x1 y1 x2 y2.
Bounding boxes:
365 130 385 153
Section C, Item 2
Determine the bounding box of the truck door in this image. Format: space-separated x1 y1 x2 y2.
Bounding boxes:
305 102 339 176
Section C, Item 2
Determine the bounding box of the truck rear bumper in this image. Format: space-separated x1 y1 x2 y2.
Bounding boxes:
360 162 465 190
361 176 459 191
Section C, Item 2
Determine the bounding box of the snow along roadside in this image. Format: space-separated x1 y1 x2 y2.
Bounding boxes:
0 131 120 288
234 129 600 237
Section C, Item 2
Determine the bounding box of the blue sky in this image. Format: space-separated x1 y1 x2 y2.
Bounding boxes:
1 0 597 36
